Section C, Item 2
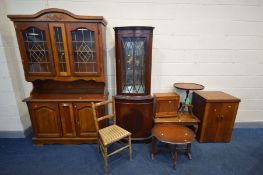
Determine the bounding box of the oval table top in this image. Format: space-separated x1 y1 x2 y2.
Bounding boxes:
152 123 195 144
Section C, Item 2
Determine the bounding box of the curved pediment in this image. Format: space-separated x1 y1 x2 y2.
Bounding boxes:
7 8 107 25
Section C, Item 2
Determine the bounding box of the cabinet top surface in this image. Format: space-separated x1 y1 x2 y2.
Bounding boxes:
154 93 179 98
194 91 240 102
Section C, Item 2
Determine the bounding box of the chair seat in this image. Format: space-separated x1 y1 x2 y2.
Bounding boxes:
99 125 131 145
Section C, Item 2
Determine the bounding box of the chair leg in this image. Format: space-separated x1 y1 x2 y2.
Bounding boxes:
103 146 108 175
128 135 132 160
97 136 101 153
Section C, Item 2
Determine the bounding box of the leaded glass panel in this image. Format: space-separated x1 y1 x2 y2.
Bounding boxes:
22 27 52 73
71 28 97 73
54 27 67 73
121 37 146 94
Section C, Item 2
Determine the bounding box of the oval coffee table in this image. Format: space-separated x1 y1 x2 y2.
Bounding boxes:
151 123 196 169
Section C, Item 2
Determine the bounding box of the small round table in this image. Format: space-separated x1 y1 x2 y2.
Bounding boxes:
174 83 204 113
151 123 196 169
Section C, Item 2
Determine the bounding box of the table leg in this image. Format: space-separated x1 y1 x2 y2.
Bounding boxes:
170 145 177 170
151 136 157 160
186 143 192 160
193 124 198 133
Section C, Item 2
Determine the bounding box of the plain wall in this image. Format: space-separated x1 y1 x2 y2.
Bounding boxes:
0 0 263 135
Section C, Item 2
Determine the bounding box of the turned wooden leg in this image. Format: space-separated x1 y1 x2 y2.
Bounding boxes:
151 136 157 160
97 136 101 153
128 135 132 160
186 143 192 160
103 146 108 175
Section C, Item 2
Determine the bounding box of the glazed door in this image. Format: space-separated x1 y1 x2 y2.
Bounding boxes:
66 23 101 76
15 23 55 77
29 103 61 138
49 23 71 76
73 103 96 137
59 103 76 137
117 35 148 95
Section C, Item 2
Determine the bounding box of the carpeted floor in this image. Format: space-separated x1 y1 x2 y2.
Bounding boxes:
0 128 263 175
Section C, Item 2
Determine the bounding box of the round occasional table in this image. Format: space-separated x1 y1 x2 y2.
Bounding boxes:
151 123 196 169
174 83 204 113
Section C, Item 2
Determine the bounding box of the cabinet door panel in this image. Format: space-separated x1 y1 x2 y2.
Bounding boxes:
15 23 55 77
217 103 239 142
74 103 96 137
66 23 101 76
203 103 221 142
59 103 76 137
156 100 171 116
155 100 178 117
29 103 61 137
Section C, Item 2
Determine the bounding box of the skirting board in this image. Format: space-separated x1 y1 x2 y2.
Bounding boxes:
234 122 263 128
0 127 32 138
0 122 263 138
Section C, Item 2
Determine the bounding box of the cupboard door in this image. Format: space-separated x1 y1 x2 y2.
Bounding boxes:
59 103 76 137
202 103 221 142
29 103 61 137
156 100 171 117
49 23 71 76
15 23 55 77
216 103 238 142
66 23 101 76
73 103 96 137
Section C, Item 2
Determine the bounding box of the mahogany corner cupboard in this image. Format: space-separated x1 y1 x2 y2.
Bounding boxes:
114 26 154 140
8 8 108 145
192 91 240 143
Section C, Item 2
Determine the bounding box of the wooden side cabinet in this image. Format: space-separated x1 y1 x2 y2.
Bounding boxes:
154 93 180 118
192 91 240 143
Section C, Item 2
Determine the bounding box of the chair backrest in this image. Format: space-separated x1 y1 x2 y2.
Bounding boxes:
91 97 116 132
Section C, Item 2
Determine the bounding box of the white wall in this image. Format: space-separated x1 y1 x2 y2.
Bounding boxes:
1 0 263 135
0 0 31 135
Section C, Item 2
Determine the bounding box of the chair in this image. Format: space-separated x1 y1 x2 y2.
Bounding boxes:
91 97 132 175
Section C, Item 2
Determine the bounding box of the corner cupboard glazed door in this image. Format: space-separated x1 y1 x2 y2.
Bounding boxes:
66 23 101 77
15 23 55 77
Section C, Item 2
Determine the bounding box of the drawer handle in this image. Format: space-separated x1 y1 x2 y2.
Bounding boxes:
63 104 69 107
228 105 232 108
169 101 172 104
214 109 217 112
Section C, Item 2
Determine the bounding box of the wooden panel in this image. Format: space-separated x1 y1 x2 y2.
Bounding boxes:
73 103 96 137
29 103 61 138
59 103 76 137
115 96 153 139
202 103 222 142
216 103 239 142
154 93 179 118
